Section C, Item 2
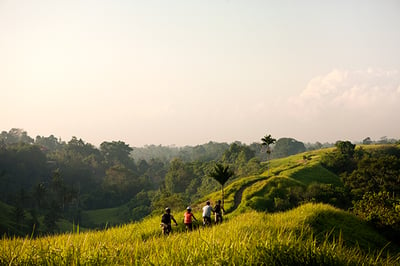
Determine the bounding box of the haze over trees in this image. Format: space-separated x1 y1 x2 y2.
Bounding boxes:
0 128 273 235
1 128 399 238
273 137 306 158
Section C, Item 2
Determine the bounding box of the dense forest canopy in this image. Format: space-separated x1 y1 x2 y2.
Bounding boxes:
1 128 399 237
0 129 269 235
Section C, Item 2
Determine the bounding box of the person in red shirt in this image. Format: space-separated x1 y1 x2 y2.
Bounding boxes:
184 206 197 231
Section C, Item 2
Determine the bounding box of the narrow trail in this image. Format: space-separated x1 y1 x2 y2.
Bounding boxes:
230 177 268 213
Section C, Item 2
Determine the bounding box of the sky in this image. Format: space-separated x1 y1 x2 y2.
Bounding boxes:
1 0 400 147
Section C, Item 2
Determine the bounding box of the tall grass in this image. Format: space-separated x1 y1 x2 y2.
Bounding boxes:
1 204 399 265
2 147 398 265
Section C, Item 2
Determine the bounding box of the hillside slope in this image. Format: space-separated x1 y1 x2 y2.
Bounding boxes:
1 147 400 264
1 203 398 265
195 148 342 215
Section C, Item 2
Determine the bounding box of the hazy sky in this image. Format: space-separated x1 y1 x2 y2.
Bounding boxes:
1 1 400 147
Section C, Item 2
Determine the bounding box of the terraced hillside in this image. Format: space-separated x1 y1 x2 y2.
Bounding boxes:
196 148 340 215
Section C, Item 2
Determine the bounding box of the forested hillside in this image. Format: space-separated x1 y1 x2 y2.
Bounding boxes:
1 139 400 264
0 128 310 235
1 128 399 239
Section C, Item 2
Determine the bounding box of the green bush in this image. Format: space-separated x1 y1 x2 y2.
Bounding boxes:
353 192 400 230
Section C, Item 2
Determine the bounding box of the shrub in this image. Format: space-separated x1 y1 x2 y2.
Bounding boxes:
353 192 400 228
353 191 400 243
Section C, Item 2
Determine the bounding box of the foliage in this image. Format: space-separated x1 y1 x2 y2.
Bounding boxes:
0 129 34 144
208 163 234 204
261 134 276 175
0 204 398 265
261 134 276 153
0 129 259 232
209 163 234 187
321 140 357 175
164 158 196 194
130 142 230 163
1 127 400 241
100 141 135 170
303 183 349 209
343 152 400 200
273 137 306 159
353 191 400 240
221 142 255 164
1 128 400 264
320 143 400 240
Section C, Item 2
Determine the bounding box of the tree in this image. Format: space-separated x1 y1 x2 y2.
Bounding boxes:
102 164 138 204
353 191 400 235
33 182 47 208
335 140 355 158
35 135 63 151
273 138 306 158
0 128 34 144
43 201 61 233
164 158 195 194
51 170 67 211
222 142 255 176
12 204 25 233
321 140 357 175
261 134 276 174
100 141 135 170
208 163 234 205
363 137 372 145
342 152 400 200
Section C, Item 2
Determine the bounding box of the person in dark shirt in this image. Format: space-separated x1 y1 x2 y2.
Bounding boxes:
161 207 178 235
214 200 225 224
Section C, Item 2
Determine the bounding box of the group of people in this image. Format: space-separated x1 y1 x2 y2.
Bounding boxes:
160 200 225 235
201 200 225 226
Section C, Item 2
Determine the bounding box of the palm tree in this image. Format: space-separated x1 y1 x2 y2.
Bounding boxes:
209 163 234 205
261 134 276 175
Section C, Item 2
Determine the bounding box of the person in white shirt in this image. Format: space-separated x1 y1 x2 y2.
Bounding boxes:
202 201 214 226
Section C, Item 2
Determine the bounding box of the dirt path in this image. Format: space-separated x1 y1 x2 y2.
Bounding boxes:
230 178 266 212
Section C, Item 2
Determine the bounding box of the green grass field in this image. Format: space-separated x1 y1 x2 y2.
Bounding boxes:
1 203 399 265
1 147 399 265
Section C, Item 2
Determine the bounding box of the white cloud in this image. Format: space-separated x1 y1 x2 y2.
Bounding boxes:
289 68 400 119
265 68 400 143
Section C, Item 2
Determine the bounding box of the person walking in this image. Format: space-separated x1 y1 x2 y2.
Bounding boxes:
184 206 197 231
214 200 225 224
161 207 178 235
202 201 213 226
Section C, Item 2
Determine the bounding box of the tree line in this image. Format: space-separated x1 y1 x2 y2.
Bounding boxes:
1 128 310 235
1 128 398 237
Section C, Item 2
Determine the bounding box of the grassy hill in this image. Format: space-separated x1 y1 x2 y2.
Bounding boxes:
80 205 131 229
1 203 399 265
195 148 343 215
1 146 399 264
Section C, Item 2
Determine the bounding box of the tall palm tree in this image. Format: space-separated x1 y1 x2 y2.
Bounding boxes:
261 134 276 175
209 163 234 205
